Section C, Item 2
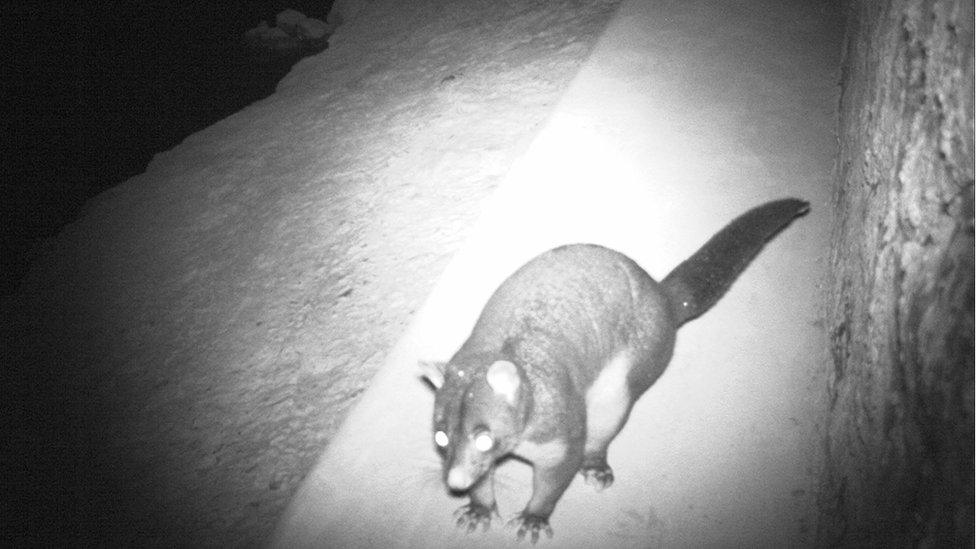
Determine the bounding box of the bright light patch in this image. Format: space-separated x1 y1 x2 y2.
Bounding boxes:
474 432 494 452
434 431 449 447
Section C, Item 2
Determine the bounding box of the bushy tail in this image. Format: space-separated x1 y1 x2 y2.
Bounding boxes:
661 198 810 326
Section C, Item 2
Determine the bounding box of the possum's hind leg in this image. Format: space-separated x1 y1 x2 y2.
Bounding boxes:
581 350 636 490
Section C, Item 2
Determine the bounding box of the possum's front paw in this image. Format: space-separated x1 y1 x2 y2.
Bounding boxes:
508 512 554 543
453 502 496 533
580 462 614 491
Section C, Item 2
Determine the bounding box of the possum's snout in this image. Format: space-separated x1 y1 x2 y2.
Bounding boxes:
446 467 476 491
444 439 491 492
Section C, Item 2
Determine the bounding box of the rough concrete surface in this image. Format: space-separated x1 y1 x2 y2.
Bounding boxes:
820 0 974 545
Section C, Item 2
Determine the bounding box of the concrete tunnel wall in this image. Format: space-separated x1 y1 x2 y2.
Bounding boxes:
819 0 973 546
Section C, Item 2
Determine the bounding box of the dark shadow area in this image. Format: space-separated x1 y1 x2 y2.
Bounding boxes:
3 2 330 545
2 1 331 295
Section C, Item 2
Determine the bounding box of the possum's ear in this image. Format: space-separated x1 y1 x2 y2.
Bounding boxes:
486 360 521 405
419 361 447 390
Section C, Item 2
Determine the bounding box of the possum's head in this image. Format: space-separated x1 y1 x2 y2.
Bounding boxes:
421 359 531 492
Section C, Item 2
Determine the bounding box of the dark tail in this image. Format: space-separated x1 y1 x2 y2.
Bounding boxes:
661 198 810 325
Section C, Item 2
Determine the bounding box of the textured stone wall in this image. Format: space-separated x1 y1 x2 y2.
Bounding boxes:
819 0 974 545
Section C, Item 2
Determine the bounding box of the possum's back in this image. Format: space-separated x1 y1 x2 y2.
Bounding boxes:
457 244 677 384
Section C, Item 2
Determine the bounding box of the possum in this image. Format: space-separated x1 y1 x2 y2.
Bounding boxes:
420 198 810 542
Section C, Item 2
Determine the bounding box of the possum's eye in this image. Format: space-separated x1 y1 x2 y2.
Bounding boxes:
473 431 494 452
434 431 449 448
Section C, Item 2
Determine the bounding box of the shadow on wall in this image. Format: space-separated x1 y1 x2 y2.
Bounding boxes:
1 2 336 296
818 0 974 546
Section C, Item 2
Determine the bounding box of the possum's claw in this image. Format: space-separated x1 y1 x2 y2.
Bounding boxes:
453 502 496 533
508 512 553 543
581 463 614 491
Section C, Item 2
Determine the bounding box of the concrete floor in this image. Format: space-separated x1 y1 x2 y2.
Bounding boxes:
272 0 842 547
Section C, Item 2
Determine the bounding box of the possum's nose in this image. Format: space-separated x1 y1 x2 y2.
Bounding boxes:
446 467 474 491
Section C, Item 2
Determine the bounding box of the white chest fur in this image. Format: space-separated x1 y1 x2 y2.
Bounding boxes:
583 350 634 453
515 439 568 467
